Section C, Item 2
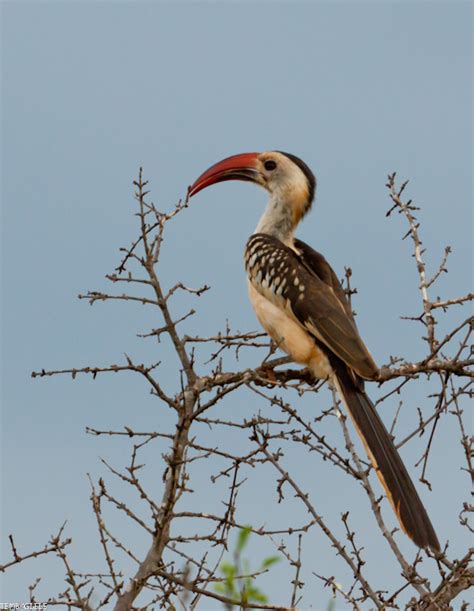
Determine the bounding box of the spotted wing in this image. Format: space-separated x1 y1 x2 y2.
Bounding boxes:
245 234 378 380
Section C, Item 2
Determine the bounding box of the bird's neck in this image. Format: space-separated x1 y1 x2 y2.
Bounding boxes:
254 194 298 246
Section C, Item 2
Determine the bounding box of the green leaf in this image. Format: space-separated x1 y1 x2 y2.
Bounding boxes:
247 588 268 603
236 525 252 552
260 555 281 568
225 577 236 594
219 561 237 595
221 561 237 578
216 525 280 608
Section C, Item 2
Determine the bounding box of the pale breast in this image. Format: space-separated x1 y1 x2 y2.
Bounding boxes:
247 279 331 380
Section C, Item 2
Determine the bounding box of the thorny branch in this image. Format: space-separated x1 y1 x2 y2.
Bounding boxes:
7 171 471 609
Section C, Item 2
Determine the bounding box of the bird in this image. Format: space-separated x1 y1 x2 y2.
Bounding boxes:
188 150 440 552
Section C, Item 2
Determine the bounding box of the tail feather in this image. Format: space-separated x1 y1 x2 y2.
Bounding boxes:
331 359 440 552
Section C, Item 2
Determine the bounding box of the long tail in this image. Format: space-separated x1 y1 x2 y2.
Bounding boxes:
330 357 440 551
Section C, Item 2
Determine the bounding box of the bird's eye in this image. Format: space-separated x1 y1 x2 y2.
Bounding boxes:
264 160 277 171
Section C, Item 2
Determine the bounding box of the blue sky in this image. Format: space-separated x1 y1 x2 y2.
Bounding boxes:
1 1 472 608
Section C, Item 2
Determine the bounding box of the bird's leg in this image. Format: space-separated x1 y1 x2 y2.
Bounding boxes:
258 337 285 383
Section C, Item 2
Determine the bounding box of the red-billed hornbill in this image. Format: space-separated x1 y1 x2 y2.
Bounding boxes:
188 151 440 552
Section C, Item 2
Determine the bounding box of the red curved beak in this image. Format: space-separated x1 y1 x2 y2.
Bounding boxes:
188 152 261 197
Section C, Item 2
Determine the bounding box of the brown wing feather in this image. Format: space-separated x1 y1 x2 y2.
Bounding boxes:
294 238 354 319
